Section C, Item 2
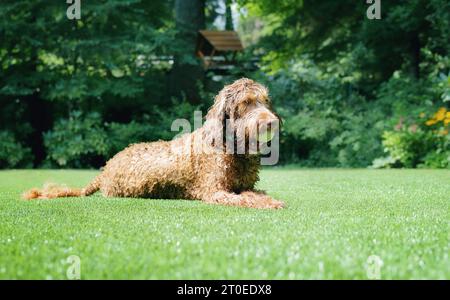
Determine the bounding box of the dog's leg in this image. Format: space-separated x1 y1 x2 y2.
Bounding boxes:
203 191 284 209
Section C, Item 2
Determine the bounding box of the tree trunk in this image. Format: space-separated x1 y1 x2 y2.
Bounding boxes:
170 0 206 104
25 9 53 167
25 92 52 166
225 0 234 30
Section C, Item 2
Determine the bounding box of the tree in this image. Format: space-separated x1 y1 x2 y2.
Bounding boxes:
225 0 234 30
0 0 173 166
240 0 449 85
170 0 206 104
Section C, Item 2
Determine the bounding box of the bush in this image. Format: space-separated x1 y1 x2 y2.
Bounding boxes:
258 59 388 167
421 107 450 168
106 121 154 157
376 107 450 168
43 111 109 168
329 110 386 168
44 99 200 168
0 131 33 168
381 130 436 168
423 150 450 168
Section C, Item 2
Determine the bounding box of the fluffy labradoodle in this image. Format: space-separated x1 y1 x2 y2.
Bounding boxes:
24 78 284 209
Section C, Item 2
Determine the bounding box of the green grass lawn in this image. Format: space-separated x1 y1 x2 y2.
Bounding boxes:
0 169 449 279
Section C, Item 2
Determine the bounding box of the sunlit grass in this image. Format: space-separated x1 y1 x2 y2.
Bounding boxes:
0 169 449 279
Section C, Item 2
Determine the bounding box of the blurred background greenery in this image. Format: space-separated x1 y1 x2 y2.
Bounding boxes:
0 0 448 169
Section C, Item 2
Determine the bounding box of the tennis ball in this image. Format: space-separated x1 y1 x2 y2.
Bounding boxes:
258 127 276 143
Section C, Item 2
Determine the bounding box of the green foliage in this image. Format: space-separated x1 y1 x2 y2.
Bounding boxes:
254 52 448 168
376 72 442 118
106 121 154 157
258 59 387 167
0 0 176 168
151 98 203 141
380 128 449 169
381 130 436 168
44 98 199 168
43 112 109 168
0 0 449 169
330 111 386 167
238 0 449 168
423 150 450 168
106 99 198 157
377 106 450 169
242 0 449 86
0 0 174 102
0 131 33 169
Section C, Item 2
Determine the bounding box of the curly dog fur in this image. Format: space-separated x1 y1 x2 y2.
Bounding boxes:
24 78 284 209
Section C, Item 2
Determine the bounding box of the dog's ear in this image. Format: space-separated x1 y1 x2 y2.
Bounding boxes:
205 92 226 122
204 92 227 149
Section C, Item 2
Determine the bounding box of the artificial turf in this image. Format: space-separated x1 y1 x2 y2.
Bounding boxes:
0 169 448 279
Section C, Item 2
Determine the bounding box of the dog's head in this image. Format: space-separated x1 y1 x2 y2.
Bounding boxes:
205 78 280 153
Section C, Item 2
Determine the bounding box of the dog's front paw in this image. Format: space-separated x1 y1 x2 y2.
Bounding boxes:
241 192 285 209
256 194 285 209
261 199 285 209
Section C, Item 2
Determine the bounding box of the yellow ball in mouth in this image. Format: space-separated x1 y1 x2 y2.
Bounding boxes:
258 128 276 143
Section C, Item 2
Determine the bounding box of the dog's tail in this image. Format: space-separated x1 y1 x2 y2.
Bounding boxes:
22 175 101 200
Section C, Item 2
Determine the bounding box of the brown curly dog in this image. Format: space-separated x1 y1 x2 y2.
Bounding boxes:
24 78 284 209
